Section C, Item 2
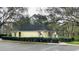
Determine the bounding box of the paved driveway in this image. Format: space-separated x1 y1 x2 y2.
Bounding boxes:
0 40 79 51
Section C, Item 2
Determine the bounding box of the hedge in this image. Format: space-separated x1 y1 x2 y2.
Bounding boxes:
0 34 7 38
59 37 74 42
1 36 74 43
73 36 79 41
1 36 59 43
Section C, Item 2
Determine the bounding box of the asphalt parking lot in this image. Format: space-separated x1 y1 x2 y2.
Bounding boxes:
0 40 79 51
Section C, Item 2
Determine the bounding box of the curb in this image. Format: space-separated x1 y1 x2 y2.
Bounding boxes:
65 44 79 46
46 42 79 46
59 43 79 46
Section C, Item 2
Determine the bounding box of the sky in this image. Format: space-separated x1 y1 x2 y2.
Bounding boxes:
28 7 39 16
28 7 47 16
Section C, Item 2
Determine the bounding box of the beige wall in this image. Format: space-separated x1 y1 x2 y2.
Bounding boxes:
11 31 48 38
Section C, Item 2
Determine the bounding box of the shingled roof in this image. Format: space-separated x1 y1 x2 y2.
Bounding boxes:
14 23 53 31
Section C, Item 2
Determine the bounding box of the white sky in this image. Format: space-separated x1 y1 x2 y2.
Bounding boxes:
28 7 47 16
28 7 38 16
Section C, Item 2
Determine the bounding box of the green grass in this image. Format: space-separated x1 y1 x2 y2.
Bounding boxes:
67 41 79 45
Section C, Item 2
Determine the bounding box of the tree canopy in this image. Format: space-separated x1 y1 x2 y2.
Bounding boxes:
0 7 79 38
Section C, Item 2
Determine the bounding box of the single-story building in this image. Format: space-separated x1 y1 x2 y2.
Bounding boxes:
12 30 49 38
11 23 58 38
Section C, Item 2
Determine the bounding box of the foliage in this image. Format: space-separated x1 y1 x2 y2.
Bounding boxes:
0 34 7 37
73 36 79 41
0 7 79 38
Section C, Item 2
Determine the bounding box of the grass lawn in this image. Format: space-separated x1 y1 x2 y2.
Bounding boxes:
67 41 79 45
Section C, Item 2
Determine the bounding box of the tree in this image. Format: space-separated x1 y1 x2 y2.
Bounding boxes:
60 7 79 37
0 7 28 26
31 14 47 25
0 7 28 34
45 7 79 37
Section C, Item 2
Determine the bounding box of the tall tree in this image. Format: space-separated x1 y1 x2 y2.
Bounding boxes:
0 7 28 34
0 7 28 27
45 7 79 37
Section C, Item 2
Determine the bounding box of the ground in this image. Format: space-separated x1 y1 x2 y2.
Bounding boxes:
0 40 79 51
67 41 79 44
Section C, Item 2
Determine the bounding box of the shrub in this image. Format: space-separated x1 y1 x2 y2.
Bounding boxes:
1 36 75 42
51 38 59 43
0 34 7 38
59 37 74 42
73 36 79 41
8 34 12 37
1 36 59 43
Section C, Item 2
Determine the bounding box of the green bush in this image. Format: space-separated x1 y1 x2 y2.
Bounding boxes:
74 36 79 41
1 36 59 43
0 34 7 38
59 37 74 42
8 34 12 37
51 38 59 43
1 36 74 42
